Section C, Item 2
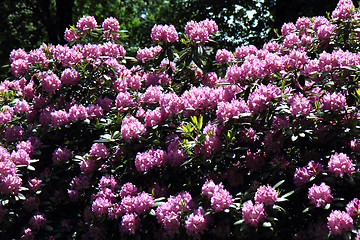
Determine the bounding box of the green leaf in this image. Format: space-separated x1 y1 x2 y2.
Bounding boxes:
273 204 286 214
17 193 26 200
263 222 272 227
273 180 285 189
73 155 84 162
234 219 244 225
197 133 206 143
281 190 294 199
291 135 298 142
191 116 198 127
198 115 203 130
276 197 289 202
153 201 165 208
154 197 166 202
149 209 156 216
44 225 54 232
341 65 356 71
27 165 35 171
302 207 310 213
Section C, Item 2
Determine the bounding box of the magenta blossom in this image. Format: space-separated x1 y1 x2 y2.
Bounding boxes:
242 200 267 227
308 182 333 207
254 185 278 206
327 210 353 235
328 152 354 177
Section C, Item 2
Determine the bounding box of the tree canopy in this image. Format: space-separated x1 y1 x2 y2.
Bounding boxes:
0 0 346 75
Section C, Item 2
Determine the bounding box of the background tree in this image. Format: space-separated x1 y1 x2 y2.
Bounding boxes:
0 0 352 77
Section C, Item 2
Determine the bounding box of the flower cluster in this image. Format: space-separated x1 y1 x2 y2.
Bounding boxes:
136 46 162 63
76 15 97 31
151 24 179 43
185 207 209 238
308 182 333 207
242 200 267 227
254 185 278 206
121 115 146 140
327 210 353 235
328 152 354 177
202 180 233 212
184 19 218 43
293 160 323 186
135 148 167 172
156 191 194 236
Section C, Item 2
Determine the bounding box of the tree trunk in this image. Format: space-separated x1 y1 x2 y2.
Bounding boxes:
38 0 74 44
38 0 58 44
56 0 74 44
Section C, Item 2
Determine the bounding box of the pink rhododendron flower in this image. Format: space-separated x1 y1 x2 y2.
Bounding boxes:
14 99 30 114
67 104 88 122
121 115 146 140
28 48 47 66
327 210 353 235
346 198 360 216
321 92 346 111
41 72 62 94
120 183 138 198
331 0 355 19
11 59 28 76
102 17 120 31
28 178 42 193
136 46 162 63
98 175 118 190
254 185 278 206
102 42 126 58
328 152 354 177
92 197 111 217
202 180 233 211
317 24 335 39
210 188 234 211
203 72 218 87
115 91 134 110
144 108 163 127
242 200 267 226
288 93 312 116
151 24 178 42
64 28 79 42
76 15 97 31
156 191 194 236
247 83 281 114
10 48 28 62
89 143 108 159
216 99 249 123
283 32 301 48
308 182 333 207
184 19 218 43
185 207 209 238
133 192 154 214
281 22 296 36
135 148 167 172
295 17 313 30
216 49 235 63
29 214 46 230
10 149 30 165
120 213 141 235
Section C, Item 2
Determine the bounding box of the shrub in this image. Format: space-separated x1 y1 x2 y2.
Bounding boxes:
1 0 360 239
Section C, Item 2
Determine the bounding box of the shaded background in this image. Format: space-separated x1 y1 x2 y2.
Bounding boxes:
0 0 350 77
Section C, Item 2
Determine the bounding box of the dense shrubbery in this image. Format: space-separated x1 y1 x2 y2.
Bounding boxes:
2 0 360 239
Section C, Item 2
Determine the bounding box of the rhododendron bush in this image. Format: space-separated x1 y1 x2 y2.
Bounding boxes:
2 0 360 239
